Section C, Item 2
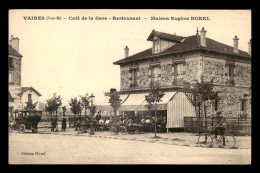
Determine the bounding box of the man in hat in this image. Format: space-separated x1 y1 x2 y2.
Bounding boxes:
214 111 226 146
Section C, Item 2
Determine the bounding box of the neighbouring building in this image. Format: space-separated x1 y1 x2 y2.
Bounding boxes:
8 36 43 117
102 28 251 130
8 36 23 114
18 87 42 110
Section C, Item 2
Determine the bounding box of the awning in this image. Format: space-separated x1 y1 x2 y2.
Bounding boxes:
121 93 146 106
159 92 177 104
119 92 177 111
120 93 147 111
166 92 196 128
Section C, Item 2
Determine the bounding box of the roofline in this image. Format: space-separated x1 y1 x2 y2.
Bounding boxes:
18 87 42 96
8 44 23 57
113 48 251 65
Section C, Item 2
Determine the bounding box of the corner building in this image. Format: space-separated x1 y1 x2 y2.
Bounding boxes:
111 28 251 129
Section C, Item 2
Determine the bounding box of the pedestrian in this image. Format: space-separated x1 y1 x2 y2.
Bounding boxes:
214 111 226 146
51 115 58 132
96 111 101 124
61 114 67 132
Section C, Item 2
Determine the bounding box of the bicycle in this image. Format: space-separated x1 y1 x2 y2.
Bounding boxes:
109 124 127 135
198 126 236 149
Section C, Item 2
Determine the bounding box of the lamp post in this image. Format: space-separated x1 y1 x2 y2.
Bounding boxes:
89 93 95 135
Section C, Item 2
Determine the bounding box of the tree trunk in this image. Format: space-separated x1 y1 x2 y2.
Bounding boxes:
154 102 157 137
198 103 201 135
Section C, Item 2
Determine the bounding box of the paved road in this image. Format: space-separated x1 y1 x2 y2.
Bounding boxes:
8 132 251 164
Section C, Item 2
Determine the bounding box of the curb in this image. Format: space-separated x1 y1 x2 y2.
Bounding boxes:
33 131 247 149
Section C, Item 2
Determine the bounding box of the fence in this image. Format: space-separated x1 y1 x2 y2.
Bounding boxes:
184 116 251 136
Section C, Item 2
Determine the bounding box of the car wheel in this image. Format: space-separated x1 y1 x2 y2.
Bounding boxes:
19 124 26 133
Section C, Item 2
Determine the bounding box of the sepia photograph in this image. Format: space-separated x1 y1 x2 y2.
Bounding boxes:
8 9 251 164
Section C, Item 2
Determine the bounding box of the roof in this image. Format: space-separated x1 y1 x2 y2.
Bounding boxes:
147 30 186 42
114 31 251 65
8 45 23 58
18 87 42 96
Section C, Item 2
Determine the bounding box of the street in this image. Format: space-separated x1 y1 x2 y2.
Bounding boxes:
8 132 251 164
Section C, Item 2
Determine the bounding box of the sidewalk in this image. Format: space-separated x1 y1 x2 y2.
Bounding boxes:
37 123 251 149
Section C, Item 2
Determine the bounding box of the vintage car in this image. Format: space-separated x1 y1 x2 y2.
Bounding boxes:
11 110 42 133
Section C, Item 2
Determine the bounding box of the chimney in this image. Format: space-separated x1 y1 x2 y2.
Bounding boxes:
124 46 129 58
9 35 20 52
233 35 239 53
199 27 207 47
248 39 251 56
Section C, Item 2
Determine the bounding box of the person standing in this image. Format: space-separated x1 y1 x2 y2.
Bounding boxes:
214 111 226 146
61 114 67 132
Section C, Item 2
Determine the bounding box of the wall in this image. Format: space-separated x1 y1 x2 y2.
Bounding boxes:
12 57 21 86
234 62 251 87
119 53 203 90
118 52 251 118
195 55 251 118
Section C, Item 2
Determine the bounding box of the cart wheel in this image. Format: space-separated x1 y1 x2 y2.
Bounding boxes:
119 126 127 135
19 124 26 133
109 126 116 134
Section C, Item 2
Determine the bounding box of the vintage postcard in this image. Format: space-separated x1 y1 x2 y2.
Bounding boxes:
8 9 251 164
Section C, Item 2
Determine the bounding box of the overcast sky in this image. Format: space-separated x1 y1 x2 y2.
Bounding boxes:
8 9 251 106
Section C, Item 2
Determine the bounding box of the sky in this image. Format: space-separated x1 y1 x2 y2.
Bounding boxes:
8 9 251 106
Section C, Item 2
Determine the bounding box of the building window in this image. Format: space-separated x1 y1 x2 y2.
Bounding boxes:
240 100 247 113
153 39 160 54
173 63 184 85
131 69 137 88
9 73 14 85
227 64 235 85
151 66 159 83
8 58 14 69
28 93 32 103
214 99 220 111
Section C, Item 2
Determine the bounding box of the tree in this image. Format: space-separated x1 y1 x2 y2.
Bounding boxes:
145 94 154 132
192 76 220 133
145 81 165 138
45 93 62 118
69 98 79 116
108 89 122 134
108 89 122 117
80 94 90 116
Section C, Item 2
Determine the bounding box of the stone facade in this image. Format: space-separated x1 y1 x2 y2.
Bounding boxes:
184 58 201 85
12 58 21 86
119 52 251 118
138 67 150 88
160 64 173 87
120 69 130 90
234 63 251 87
203 59 226 85
198 86 251 118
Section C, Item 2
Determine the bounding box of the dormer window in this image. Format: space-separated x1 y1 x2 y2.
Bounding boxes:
153 38 160 54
